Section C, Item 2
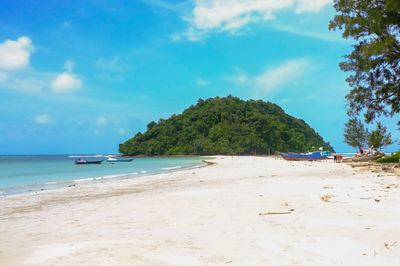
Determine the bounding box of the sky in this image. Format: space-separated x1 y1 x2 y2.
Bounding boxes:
0 0 399 154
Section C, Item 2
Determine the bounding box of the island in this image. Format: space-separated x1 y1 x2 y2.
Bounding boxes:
119 96 334 156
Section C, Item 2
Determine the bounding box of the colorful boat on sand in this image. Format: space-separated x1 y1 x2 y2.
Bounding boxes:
106 157 133 162
279 151 326 161
75 158 104 164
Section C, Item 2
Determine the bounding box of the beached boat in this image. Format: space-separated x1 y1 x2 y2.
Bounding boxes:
341 147 382 163
106 157 133 162
75 158 104 164
342 155 382 163
279 151 326 161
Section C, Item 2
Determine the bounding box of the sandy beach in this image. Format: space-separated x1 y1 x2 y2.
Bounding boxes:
1 156 400 265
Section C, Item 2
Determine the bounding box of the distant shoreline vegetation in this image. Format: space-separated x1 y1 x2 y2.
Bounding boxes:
119 96 334 156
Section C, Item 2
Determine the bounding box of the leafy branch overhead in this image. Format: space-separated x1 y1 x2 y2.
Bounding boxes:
329 0 400 125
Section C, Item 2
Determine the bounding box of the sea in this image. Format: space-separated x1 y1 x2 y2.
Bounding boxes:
0 155 206 196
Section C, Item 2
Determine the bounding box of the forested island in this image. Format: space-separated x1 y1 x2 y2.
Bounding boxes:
119 96 333 156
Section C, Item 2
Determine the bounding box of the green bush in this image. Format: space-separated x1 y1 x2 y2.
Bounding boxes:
377 150 400 163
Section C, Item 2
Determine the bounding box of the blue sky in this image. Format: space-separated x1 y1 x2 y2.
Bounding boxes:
0 0 398 154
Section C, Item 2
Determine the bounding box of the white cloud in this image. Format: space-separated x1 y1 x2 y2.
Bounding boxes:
170 32 183 42
296 0 332 13
117 128 126 135
51 72 82 93
96 56 124 72
173 27 207 42
0 72 7 82
254 58 311 95
10 76 46 93
228 73 248 84
64 60 75 72
34 114 54 124
196 78 209 86
181 0 332 40
0 36 34 70
95 56 125 81
229 58 314 97
272 23 346 42
0 69 50 93
96 116 108 126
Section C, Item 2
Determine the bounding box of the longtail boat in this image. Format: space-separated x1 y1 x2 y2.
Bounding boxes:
75 158 104 164
279 151 326 161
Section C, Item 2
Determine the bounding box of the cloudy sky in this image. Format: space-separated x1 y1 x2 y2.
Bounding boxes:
0 0 398 154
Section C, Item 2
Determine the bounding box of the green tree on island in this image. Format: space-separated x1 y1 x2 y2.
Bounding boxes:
344 116 369 152
368 122 394 151
329 0 400 125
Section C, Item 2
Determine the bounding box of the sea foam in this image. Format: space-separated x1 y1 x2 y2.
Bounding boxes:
162 166 182 170
74 177 94 183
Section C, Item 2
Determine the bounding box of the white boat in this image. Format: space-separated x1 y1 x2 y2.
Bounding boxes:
106 157 133 162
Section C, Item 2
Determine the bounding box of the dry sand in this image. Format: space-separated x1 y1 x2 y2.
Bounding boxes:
1 156 400 265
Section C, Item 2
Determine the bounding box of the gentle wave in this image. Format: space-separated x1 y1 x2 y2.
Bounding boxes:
74 177 94 183
87 172 139 181
102 174 126 179
162 166 182 170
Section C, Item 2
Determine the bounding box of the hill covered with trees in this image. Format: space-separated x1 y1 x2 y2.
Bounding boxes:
119 96 334 155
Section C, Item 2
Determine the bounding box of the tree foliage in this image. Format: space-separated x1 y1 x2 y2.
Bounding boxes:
344 116 369 151
119 96 333 156
368 121 393 150
329 0 400 125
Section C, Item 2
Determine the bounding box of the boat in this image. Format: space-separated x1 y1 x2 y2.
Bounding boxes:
106 157 133 162
75 158 104 164
341 147 382 163
342 155 382 163
279 151 326 161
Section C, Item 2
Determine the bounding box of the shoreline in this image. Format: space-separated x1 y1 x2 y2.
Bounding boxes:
1 156 400 265
0 159 209 198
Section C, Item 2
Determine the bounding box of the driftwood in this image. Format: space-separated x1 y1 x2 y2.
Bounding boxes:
259 211 292 215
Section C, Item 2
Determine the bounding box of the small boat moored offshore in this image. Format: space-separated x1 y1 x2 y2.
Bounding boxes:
75 158 104 164
279 151 326 161
106 157 133 162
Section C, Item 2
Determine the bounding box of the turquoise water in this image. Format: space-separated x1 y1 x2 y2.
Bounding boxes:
0 155 205 196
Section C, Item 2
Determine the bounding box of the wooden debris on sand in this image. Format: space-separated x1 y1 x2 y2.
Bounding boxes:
259 209 294 215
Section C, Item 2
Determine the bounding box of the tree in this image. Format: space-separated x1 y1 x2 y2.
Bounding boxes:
344 116 369 152
368 121 393 150
329 0 400 125
147 121 157 131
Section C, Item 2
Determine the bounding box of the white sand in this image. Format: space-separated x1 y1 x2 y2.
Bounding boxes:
1 156 400 265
